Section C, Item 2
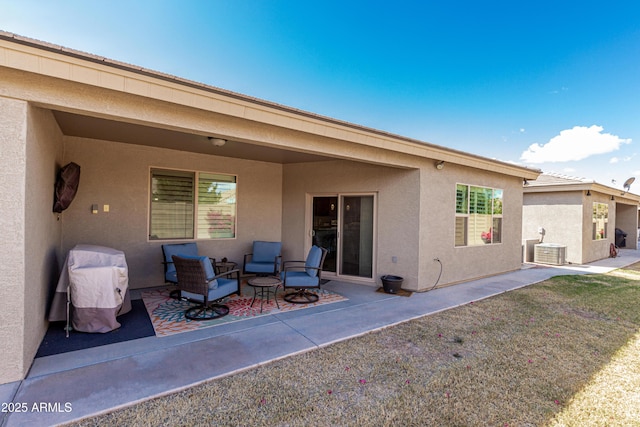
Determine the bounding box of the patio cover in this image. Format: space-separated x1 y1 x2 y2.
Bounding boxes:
49 245 131 334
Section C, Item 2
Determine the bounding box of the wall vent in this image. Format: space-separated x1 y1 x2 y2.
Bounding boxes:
534 243 567 265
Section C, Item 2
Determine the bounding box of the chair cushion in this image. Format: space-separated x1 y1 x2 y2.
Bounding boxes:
181 278 238 303
177 254 217 283
163 243 198 282
305 245 323 277
245 261 278 274
252 241 282 263
281 271 317 288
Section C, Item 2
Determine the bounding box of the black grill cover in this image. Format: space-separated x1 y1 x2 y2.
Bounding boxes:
53 162 81 213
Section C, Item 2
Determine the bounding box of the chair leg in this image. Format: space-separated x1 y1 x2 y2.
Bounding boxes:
283 289 319 304
185 302 229 320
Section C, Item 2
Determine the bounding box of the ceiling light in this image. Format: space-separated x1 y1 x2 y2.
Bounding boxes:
208 137 226 147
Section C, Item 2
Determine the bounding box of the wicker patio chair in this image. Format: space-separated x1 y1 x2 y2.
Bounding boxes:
172 255 241 320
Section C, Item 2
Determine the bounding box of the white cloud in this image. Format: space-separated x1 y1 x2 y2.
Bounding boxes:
610 157 619 164
520 125 632 164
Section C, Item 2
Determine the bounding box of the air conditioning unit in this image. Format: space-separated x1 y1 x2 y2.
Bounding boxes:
523 239 540 263
534 243 567 265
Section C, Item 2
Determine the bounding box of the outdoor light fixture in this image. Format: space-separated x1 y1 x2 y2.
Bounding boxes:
435 160 445 170
586 190 591 196
208 137 227 147
523 178 529 186
611 195 615 201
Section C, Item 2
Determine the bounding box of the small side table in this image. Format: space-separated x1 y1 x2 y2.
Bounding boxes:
213 260 238 275
247 276 281 313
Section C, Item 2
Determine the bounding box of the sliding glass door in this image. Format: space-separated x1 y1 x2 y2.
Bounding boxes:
312 197 338 273
311 194 375 280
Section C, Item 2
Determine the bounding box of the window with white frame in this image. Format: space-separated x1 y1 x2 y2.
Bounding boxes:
592 202 608 240
455 184 503 246
149 168 236 240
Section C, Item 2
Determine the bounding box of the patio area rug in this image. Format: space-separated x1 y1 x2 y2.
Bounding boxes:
142 284 347 337
36 299 155 357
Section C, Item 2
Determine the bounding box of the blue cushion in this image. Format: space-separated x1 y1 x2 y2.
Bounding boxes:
252 241 281 263
281 271 317 288
176 254 217 283
305 245 323 277
163 243 198 282
245 261 279 274
181 278 238 303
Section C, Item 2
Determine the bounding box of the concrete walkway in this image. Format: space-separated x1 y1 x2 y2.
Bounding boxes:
2 249 640 426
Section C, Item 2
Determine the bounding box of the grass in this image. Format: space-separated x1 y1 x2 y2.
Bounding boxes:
68 265 640 426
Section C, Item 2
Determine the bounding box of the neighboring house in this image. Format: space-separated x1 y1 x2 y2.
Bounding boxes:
522 173 640 265
0 32 540 384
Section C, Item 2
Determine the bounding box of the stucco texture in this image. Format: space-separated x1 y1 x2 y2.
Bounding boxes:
0 97 28 383
283 160 421 289
420 162 526 287
60 136 283 288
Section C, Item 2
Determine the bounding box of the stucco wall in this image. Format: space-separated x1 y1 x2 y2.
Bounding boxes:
61 137 283 288
421 162 526 286
24 106 64 379
523 192 584 263
282 159 527 291
522 191 631 264
0 97 28 384
581 194 615 264
282 160 421 289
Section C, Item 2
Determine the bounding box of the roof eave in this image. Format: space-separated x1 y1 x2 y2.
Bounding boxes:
0 31 541 179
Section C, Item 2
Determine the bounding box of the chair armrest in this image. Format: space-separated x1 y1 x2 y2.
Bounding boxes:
282 260 306 270
284 265 322 274
213 268 240 280
213 268 241 296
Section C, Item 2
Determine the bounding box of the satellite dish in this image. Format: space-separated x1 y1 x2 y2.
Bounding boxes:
622 177 635 194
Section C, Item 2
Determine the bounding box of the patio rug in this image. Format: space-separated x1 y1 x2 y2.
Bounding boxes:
142 284 348 337
36 299 155 357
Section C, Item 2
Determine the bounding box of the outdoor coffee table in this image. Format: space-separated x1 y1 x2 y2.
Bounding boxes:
247 276 281 313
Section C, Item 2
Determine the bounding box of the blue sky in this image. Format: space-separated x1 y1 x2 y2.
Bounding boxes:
2 1 639 190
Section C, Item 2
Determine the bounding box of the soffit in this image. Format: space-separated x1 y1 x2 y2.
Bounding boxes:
53 110 335 164
524 179 640 204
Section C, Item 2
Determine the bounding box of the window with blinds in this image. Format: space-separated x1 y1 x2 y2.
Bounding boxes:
149 169 236 240
455 184 503 246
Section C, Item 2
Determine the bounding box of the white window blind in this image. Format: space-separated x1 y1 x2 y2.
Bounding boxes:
150 169 236 240
455 184 503 246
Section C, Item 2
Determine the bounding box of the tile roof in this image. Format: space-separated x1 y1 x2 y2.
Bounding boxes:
526 172 594 187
